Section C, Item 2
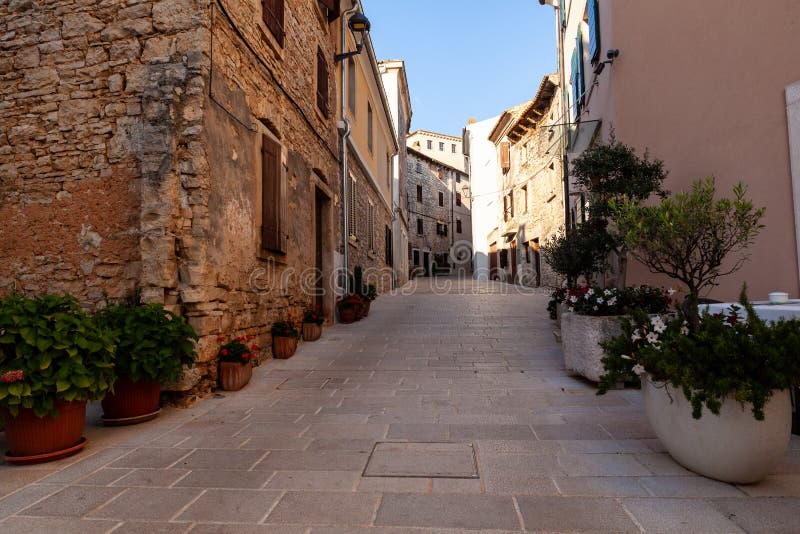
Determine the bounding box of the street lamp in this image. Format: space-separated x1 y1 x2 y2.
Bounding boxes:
334 13 371 63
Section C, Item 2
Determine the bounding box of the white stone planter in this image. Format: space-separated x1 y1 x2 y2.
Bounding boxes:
642 376 792 484
561 312 623 382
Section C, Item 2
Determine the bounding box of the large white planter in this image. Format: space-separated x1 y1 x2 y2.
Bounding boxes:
642 377 792 484
561 312 622 382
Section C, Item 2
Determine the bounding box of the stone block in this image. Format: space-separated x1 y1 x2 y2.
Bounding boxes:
61 13 104 38
561 312 623 382
163 366 202 391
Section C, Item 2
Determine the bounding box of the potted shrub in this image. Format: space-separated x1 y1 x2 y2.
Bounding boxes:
336 293 363 324
217 336 259 391
362 284 377 317
302 307 324 341
561 284 671 382
96 303 198 425
271 320 299 359
0 294 116 463
599 178 782 483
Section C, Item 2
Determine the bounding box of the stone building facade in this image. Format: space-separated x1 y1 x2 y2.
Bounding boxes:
0 0 348 399
407 129 466 172
406 147 471 276
488 75 564 287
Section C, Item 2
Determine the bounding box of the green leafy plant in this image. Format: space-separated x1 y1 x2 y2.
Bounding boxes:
598 289 800 420
0 294 116 417
96 303 198 385
612 178 765 326
217 335 259 366
271 320 300 339
336 293 364 312
302 307 325 325
364 284 378 302
541 222 613 287
564 284 672 316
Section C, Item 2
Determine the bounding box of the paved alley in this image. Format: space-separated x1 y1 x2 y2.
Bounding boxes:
1 278 799 533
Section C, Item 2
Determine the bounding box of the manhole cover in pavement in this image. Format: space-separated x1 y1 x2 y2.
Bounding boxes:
363 442 478 478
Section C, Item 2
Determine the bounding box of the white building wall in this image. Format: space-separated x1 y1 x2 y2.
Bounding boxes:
465 116 501 280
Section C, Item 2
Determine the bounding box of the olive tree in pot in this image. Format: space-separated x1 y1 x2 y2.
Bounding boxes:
0 294 116 464
96 303 198 425
598 178 792 484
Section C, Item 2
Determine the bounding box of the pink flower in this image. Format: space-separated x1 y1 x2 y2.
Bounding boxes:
1 370 24 383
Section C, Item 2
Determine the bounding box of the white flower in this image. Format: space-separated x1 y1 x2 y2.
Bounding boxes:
607 297 617 306
620 354 633 360
593 305 598 311
604 289 613 296
650 316 666 333
596 297 604 304
569 295 578 303
680 324 690 335
667 288 676 296
645 332 659 345
632 363 646 376
631 329 641 342
586 288 594 296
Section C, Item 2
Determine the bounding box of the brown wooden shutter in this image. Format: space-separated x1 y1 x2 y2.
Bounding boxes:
262 0 285 47
456 192 462 206
261 134 283 252
316 47 329 117
321 0 335 10
500 141 510 171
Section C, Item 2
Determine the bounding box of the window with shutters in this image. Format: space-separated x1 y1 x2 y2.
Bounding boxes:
416 184 423 203
426 140 432 150
367 101 374 154
451 143 456 153
260 133 285 253
261 0 285 47
456 192 462 207
438 191 444 207
316 46 329 117
571 29 586 119
416 218 423 235
456 174 461 183
367 201 375 252
500 141 510 173
439 142 444 151
587 0 600 65
385 226 392 266
412 247 419 266
348 175 357 238
387 154 392 187
456 219 462 234
347 57 356 116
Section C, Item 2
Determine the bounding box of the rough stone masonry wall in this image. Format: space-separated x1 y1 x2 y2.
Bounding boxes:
406 152 452 267
0 0 209 307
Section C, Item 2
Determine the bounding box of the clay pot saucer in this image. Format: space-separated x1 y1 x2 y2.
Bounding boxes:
3 437 89 466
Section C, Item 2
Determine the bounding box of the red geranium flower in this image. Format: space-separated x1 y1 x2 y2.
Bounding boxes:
0 370 24 383
220 349 229 356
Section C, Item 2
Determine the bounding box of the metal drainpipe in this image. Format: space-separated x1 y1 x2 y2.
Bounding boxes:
340 1 358 287
553 2 571 229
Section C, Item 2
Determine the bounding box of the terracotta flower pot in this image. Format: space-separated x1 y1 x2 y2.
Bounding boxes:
273 336 298 359
303 322 322 341
339 307 356 324
101 378 161 425
1 400 87 460
363 301 371 317
218 361 253 391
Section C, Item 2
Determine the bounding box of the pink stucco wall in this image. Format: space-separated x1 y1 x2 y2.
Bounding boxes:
609 0 800 301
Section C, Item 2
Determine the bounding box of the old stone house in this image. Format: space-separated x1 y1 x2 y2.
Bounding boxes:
487 74 564 287
407 129 466 172
0 0 394 399
406 147 471 277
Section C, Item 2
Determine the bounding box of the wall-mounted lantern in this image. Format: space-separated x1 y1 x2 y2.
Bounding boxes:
334 13 371 63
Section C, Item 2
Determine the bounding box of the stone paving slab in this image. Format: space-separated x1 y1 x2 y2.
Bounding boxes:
1 279 800 532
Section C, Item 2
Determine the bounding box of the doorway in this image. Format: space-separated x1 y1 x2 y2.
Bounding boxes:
489 241 498 280
314 187 329 314
510 242 518 284
423 251 430 276
532 238 541 287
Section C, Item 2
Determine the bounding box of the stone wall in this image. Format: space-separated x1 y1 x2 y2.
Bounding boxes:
406 150 453 272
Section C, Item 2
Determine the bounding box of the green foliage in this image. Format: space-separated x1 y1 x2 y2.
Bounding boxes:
271 320 300 339
96 303 198 385
541 221 614 286
364 284 378 302
218 336 259 365
565 284 672 316
598 289 800 420
302 307 325 325
0 294 116 418
612 178 765 325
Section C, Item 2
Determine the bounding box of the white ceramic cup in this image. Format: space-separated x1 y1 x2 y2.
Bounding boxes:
769 292 789 304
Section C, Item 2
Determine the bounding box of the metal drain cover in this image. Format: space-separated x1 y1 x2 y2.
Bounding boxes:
363 442 478 478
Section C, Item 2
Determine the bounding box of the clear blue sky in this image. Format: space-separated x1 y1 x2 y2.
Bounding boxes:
364 0 558 137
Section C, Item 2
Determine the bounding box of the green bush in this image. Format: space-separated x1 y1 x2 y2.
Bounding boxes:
0 294 116 417
96 303 197 385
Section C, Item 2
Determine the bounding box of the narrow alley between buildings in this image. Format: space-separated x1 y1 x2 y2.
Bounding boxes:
1 278 798 533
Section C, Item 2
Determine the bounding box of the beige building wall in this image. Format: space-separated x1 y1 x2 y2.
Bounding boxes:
408 130 466 172
556 0 800 300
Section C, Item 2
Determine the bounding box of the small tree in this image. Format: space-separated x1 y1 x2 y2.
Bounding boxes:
541 221 614 287
571 138 669 287
613 177 765 327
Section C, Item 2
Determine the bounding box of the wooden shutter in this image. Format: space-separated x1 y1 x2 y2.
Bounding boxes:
320 0 335 11
417 218 423 234
416 185 423 202
262 0 285 47
456 219 462 233
261 134 283 252
588 0 600 64
500 141 510 171
348 176 356 237
438 192 443 206
316 47 329 117
456 192 462 207
571 29 586 117
385 226 392 266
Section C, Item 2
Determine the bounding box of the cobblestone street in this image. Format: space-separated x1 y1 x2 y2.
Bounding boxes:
1 278 799 533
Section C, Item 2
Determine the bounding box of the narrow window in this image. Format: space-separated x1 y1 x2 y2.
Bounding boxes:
522 185 528 213
439 142 444 151
387 154 392 187
457 219 462 233
427 140 432 150
500 141 510 173
385 226 393 265
262 0 285 47
417 218 423 235
316 46 329 117
347 57 356 115
456 192 462 207
348 175 356 238
367 201 375 251
261 134 284 252
456 174 461 183
416 184 423 202
588 0 601 64
438 191 444 206
367 101 373 153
